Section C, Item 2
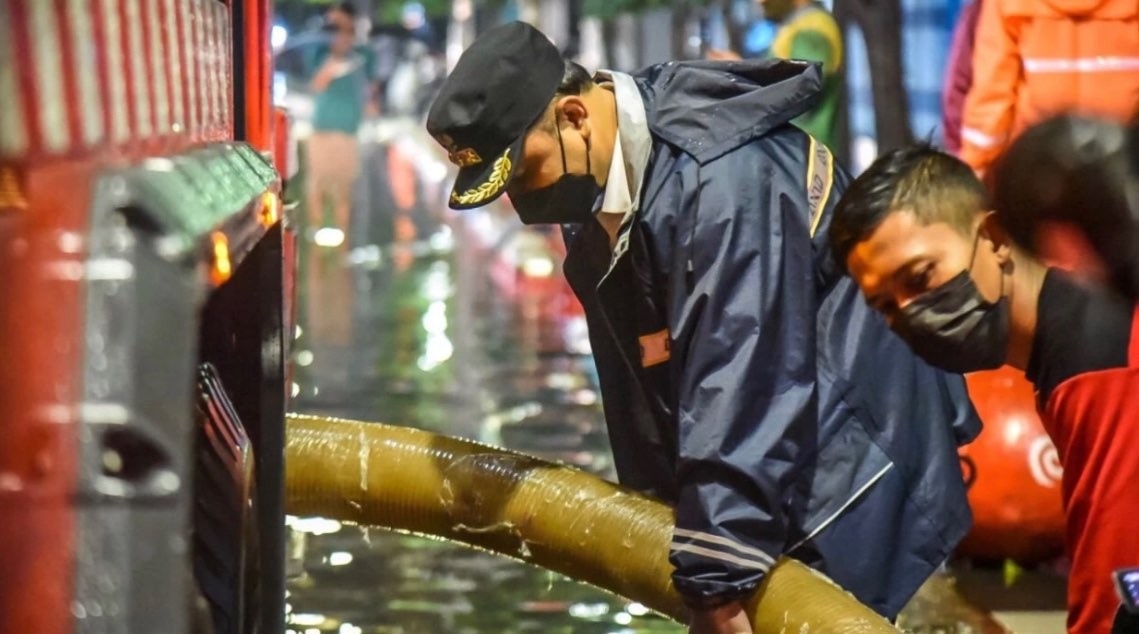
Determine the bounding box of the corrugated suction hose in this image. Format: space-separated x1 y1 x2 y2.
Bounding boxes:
285 414 898 632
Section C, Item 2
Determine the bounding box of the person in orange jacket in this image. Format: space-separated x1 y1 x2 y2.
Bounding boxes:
960 0 1139 175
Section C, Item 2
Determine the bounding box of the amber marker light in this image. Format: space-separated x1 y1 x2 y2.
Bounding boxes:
210 231 232 286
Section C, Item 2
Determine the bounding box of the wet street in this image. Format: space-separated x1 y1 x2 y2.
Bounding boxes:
282 121 1066 634
285 121 672 634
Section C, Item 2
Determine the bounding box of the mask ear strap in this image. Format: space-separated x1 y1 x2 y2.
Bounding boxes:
999 260 1006 299
584 133 591 175
967 225 984 272
554 109 590 176
554 115 569 175
971 217 1009 300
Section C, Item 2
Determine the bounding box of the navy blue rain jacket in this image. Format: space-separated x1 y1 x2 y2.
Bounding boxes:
561 59 981 618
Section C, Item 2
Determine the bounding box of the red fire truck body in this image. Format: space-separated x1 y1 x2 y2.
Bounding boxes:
0 1 292 632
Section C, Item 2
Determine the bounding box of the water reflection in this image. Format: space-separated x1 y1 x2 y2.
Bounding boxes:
288 131 664 633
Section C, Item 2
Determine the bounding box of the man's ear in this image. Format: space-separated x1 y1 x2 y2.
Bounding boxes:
555 96 590 141
979 211 1014 264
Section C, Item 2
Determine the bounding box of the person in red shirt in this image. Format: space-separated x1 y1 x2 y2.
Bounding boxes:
828 144 1139 634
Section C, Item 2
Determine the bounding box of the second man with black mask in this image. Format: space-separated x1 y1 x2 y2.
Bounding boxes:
831 144 1139 634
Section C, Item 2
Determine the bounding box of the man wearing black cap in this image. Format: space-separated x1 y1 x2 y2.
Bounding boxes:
427 22 981 633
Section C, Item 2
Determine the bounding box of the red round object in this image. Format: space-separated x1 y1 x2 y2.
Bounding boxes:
957 367 1066 562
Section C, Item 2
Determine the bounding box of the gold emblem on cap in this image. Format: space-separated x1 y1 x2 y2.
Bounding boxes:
434 133 484 168
451 149 511 206
448 148 483 167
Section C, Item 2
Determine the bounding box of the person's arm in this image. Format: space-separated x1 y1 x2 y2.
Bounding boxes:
788 30 838 77
961 0 1019 175
706 49 744 61
311 64 338 93
942 0 983 155
309 46 338 93
357 46 382 117
667 143 819 620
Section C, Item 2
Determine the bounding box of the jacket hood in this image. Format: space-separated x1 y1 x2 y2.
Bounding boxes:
634 59 823 163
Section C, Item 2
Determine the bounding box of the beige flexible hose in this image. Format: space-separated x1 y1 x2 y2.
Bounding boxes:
285 413 898 632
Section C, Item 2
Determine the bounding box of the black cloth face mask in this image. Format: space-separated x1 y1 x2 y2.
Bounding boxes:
891 232 1011 373
509 121 602 225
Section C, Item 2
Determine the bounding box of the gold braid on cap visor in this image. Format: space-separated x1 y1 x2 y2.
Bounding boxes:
450 150 512 206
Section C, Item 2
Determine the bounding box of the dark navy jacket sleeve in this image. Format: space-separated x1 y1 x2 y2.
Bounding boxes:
665 131 820 606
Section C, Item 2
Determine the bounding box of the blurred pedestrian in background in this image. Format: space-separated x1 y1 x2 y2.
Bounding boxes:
305 2 379 245
707 0 843 149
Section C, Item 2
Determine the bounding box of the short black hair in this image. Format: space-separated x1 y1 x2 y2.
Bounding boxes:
555 60 593 97
331 2 357 17
829 144 988 271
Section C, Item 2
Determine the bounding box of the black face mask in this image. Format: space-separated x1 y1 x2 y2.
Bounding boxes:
509 123 602 225
891 235 1010 373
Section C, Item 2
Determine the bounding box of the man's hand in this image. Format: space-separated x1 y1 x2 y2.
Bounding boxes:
706 48 743 61
312 57 357 93
688 601 753 634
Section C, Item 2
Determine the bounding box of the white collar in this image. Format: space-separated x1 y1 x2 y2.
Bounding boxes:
595 70 652 224
593 70 652 265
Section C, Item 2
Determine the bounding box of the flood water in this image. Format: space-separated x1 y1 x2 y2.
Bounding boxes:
287 123 675 634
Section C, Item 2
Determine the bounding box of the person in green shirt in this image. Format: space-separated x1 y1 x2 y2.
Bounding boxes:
708 0 843 149
305 2 378 243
